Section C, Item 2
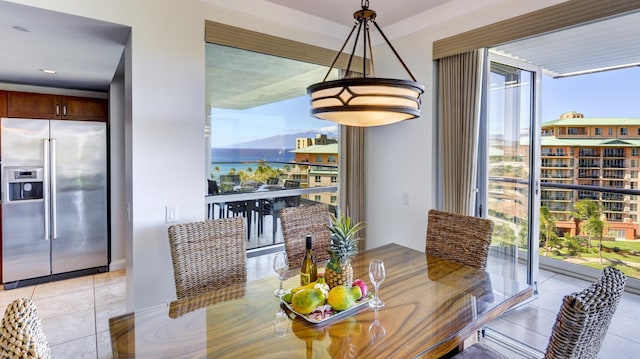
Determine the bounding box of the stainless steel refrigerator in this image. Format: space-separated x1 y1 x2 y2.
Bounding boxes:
2 118 108 288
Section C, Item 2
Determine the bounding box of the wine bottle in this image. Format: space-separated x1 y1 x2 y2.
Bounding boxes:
300 235 317 286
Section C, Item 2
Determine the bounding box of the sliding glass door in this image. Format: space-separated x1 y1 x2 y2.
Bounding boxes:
480 53 541 290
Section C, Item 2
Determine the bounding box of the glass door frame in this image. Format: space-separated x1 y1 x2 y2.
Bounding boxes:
479 51 541 292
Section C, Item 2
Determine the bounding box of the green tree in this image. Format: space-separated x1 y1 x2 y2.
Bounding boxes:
573 199 599 249
582 216 608 264
211 165 220 180
540 206 557 256
573 199 607 263
517 219 528 249
494 223 516 244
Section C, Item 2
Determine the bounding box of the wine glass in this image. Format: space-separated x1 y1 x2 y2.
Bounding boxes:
368 259 385 308
273 252 289 297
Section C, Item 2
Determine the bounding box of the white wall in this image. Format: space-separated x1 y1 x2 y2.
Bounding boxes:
5 0 564 309
364 0 565 252
109 57 126 272
4 0 357 310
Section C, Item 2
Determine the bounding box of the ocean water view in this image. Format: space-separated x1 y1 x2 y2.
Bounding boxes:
210 147 296 175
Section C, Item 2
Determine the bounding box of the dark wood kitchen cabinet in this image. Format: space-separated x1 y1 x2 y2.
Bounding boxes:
0 90 7 117
7 91 107 122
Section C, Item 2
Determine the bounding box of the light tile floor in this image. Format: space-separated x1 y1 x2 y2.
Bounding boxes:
485 268 640 358
1 255 638 358
0 270 125 358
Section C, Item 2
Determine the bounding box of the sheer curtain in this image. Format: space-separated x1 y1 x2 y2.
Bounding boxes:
438 49 486 215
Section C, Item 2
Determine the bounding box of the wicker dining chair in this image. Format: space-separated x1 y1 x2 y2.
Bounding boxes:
168 217 247 300
0 297 51 359
426 209 494 271
453 266 627 359
280 203 332 267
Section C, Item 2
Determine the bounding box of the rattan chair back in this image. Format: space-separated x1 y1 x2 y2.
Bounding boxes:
453 267 626 359
543 266 627 359
426 209 494 270
0 297 51 359
168 217 247 300
280 203 331 267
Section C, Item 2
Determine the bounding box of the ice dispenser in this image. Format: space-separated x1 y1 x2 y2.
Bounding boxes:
5 167 44 202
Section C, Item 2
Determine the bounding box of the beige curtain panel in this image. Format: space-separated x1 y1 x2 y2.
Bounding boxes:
339 124 366 249
438 49 485 215
337 71 367 249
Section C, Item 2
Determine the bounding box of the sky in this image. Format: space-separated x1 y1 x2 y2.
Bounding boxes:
541 66 640 122
210 95 338 147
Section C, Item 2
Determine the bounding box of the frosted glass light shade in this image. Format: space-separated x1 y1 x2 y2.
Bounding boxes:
307 78 425 127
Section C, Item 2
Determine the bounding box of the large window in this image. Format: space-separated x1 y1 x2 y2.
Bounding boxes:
207 43 339 179
204 32 342 248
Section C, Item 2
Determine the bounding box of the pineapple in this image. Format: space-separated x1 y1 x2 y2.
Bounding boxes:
325 214 366 288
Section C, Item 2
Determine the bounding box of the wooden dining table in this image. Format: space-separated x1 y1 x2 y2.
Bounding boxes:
109 243 533 358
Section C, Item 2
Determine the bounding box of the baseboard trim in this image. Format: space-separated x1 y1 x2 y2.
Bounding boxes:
110 259 126 271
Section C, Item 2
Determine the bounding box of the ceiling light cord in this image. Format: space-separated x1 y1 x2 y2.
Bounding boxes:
307 0 425 127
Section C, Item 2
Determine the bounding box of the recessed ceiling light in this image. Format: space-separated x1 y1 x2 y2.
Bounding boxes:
13 26 30 32
40 69 57 74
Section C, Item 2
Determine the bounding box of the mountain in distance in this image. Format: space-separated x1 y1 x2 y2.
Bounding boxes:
223 129 338 149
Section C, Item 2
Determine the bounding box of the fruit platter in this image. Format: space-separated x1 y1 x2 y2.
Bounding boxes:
280 277 372 324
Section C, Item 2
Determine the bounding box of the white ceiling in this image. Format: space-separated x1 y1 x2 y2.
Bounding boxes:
493 10 640 77
263 0 451 27
0 1 130 92
1 0 639 104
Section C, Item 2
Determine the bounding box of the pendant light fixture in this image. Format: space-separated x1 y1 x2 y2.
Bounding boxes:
307 0 425 127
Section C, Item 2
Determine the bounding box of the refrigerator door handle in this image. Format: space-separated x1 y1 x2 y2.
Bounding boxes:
51 138 58 240
43 138 51 241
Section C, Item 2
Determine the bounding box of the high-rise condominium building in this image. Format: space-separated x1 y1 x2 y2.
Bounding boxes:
541 111 640 239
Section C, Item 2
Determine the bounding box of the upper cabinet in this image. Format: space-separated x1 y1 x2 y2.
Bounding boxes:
6 92 57 119
61 96 108 121
6 91 107 122
0 91 7 118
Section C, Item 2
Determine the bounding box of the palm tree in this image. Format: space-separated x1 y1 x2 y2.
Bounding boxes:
581 216 608 264
540 206 556 256
573 199 600 250
573 199 607 263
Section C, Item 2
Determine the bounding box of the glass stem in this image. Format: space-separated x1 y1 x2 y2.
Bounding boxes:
279 278 284 291
375 283 379 301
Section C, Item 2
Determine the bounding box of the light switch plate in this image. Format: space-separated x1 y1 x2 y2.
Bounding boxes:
166 205 178 223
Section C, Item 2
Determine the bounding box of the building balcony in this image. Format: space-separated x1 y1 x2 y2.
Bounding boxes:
540 152 572 157
602 193 625 201
541 195 571 201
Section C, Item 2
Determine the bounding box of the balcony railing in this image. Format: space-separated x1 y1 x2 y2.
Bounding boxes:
578 151 600 157
489 176 640 282
602 195 625 203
